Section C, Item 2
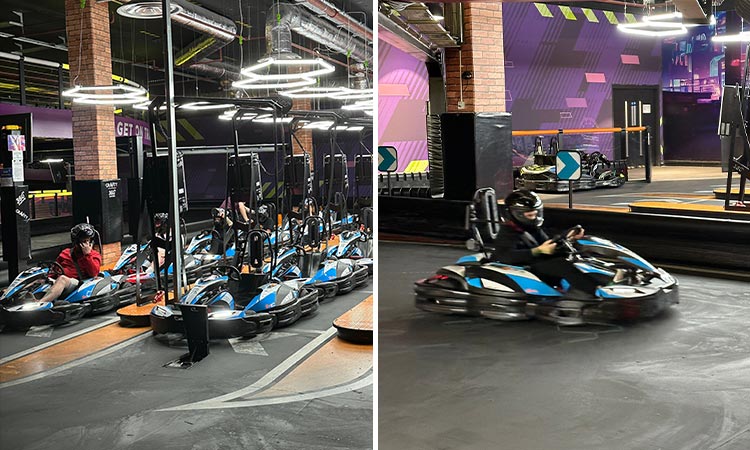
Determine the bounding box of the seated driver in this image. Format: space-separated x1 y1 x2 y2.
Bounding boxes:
491 190 604 296
38 223 102 304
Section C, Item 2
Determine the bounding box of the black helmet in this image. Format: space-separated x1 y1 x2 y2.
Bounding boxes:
71 223 96 245
504 189 544 230
211 207 225 220
153 213 169 235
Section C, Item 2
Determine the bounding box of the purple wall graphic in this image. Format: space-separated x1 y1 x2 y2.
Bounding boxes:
660 12 734 162
378 40 429 172
503 4 662 163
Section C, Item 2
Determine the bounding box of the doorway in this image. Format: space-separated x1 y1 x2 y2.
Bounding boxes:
612 85 660 167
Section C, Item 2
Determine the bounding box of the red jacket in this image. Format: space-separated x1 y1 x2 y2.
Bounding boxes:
56 247 102 280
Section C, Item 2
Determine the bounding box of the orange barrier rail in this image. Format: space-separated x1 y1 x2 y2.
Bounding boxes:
512 126 647 137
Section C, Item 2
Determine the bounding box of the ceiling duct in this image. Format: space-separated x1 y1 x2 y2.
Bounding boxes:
267 2 371 63
170 0 237 66
296 0 373 42
118 0 238 78
349 62 369 90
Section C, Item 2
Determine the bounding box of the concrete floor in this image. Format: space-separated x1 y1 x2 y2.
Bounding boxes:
0 281 373 450
379 242 750 450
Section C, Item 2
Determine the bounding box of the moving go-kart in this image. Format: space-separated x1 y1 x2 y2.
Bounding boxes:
414 189 679 325
516 149 627 192
0 262 136 327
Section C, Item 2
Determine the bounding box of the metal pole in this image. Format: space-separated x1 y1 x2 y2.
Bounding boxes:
644 128 652 183
57 65 64 109
18 58 26 105
162 0 183 303
568 180 572 209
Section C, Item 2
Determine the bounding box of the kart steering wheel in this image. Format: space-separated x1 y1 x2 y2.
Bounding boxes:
214 265 241 281
41 261 65 277
550 225 583 254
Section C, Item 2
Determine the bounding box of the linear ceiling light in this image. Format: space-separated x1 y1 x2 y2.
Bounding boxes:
232 77 316 90
239 57 335 81
617 22 687 37
180 101 235 111
713 31 750 42
342 100 373 110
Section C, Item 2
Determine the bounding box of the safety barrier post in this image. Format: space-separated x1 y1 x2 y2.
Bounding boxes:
644 127 652 183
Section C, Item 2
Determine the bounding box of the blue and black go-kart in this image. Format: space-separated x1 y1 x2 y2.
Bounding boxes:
1 262 137 328
149 265 319 339
414 189 678 325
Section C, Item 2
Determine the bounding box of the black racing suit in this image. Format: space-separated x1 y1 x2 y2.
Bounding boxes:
491 222 599 295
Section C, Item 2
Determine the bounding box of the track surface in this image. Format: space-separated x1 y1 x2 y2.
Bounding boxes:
0 281 373 450
379 242 750 450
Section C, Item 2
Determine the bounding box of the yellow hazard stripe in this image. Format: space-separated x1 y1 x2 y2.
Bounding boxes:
581 8 598 23
404 160 429 173
558 6 576 21
178 119 204 141
624 13 637 24
534 3 553 18
603 11 619 25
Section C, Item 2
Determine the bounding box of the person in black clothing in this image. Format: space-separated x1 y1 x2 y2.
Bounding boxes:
492 189 605 296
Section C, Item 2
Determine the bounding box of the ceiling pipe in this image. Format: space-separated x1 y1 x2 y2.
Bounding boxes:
295 0 373 42
170 0 237 66
267 2 371 63
117 0 237 79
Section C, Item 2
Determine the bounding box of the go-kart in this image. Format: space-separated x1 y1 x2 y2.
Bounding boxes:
515 151 627 192
149 265 318 338
0 262 136 328
414 189 679 325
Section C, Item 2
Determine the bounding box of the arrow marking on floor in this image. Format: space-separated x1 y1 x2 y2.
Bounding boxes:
228 331 298 356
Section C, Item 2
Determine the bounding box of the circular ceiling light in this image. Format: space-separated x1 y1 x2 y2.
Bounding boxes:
279 87 348 99
117 2 183 20
331 88 373 101
240 57 335 81
232 77 317 90
63 84 147 100
180 101 235 111
341 100 373 110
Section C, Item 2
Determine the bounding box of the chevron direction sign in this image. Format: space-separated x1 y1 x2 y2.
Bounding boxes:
378 146 398 172
556 150 582 181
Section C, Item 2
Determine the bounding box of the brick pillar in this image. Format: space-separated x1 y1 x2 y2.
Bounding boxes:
65 0 120 266
445 3 506 113
291 98 313 156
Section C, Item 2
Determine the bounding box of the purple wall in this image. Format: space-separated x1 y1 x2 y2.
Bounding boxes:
378 40 429 172
503 4 663 163
0 103 151 146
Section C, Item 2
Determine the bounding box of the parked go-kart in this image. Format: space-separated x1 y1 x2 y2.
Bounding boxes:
0 262 136 327
414 188 678 325
516 140 627 192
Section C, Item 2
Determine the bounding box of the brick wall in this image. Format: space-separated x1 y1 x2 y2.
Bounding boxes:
66 0 119 266
291 98 313 157
445 3 506 113
65 0 117 181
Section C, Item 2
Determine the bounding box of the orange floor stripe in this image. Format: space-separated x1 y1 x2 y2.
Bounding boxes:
254 334 372 399
333 295 373 332
630 201 750 214
0 324 148 384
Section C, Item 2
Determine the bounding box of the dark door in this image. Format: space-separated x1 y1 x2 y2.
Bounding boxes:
612 85 660 167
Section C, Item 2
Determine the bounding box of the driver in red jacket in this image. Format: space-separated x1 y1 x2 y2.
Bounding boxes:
39 223 102 304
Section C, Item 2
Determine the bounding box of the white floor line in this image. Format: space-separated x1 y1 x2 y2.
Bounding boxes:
0 317 119 365
162 373 373 410
158 327 337 411
0 332 151 390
